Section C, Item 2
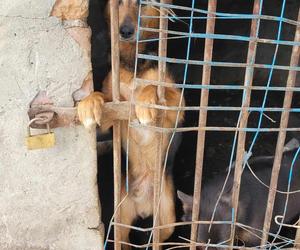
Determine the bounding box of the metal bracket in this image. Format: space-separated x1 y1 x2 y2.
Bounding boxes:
28 85 131 129
28 102 131 129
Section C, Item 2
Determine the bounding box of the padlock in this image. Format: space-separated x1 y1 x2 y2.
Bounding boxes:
26 120 55 150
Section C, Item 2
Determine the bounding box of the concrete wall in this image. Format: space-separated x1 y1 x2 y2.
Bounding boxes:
0 0 104 249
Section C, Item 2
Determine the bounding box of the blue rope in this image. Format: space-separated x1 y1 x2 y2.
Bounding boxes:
246 0 287 160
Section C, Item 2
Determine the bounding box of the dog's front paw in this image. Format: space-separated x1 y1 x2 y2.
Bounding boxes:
135 86 158 125
77 92 105 128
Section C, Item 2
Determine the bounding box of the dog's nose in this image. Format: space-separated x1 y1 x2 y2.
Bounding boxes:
120 25 134 39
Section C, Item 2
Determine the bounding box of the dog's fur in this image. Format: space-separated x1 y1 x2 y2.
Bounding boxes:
78 0 184 248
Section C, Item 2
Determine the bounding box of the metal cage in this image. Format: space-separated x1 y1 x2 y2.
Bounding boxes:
105 0 300 249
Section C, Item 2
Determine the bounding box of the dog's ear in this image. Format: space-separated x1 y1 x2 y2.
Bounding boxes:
177 190 193 213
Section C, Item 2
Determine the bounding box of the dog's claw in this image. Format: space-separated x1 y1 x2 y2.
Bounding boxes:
77 92 105 128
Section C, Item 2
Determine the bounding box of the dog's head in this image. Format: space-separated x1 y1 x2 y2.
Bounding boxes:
106 0 166 42
177 190 232 249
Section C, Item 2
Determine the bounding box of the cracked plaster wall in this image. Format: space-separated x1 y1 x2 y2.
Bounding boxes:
0 0 103 249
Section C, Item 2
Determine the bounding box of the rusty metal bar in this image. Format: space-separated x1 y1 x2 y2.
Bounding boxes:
141 1 299 26
157 0 169 102
27 102 300 132
129 125 300 133
229 1 261 248
138 53 300 72
110 0 122 249
153 0 169 248
261 9 300 246
28 102 130 129
189 1 217 249
105 239 259 249
135 78 300 92
130 102 300 112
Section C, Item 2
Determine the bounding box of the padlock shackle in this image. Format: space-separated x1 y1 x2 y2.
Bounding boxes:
28 117 51 136
46 123 50 133
28 117 46 127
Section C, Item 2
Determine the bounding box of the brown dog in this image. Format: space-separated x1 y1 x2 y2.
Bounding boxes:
78 0 184 248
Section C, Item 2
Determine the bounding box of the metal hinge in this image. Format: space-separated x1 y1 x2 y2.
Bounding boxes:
28 91 130 129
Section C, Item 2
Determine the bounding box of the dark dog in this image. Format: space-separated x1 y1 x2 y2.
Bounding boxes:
178 150 300 248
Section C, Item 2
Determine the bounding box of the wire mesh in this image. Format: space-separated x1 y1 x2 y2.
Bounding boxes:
105 0 300 249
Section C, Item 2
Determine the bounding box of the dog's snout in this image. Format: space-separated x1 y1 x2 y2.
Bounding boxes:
120 24 135 40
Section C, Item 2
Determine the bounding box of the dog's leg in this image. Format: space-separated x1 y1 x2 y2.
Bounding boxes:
135 85 158 125
136 68 184 126
77 70 117 130
159 175 176 242
120 194 137 250
135 86 184 127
